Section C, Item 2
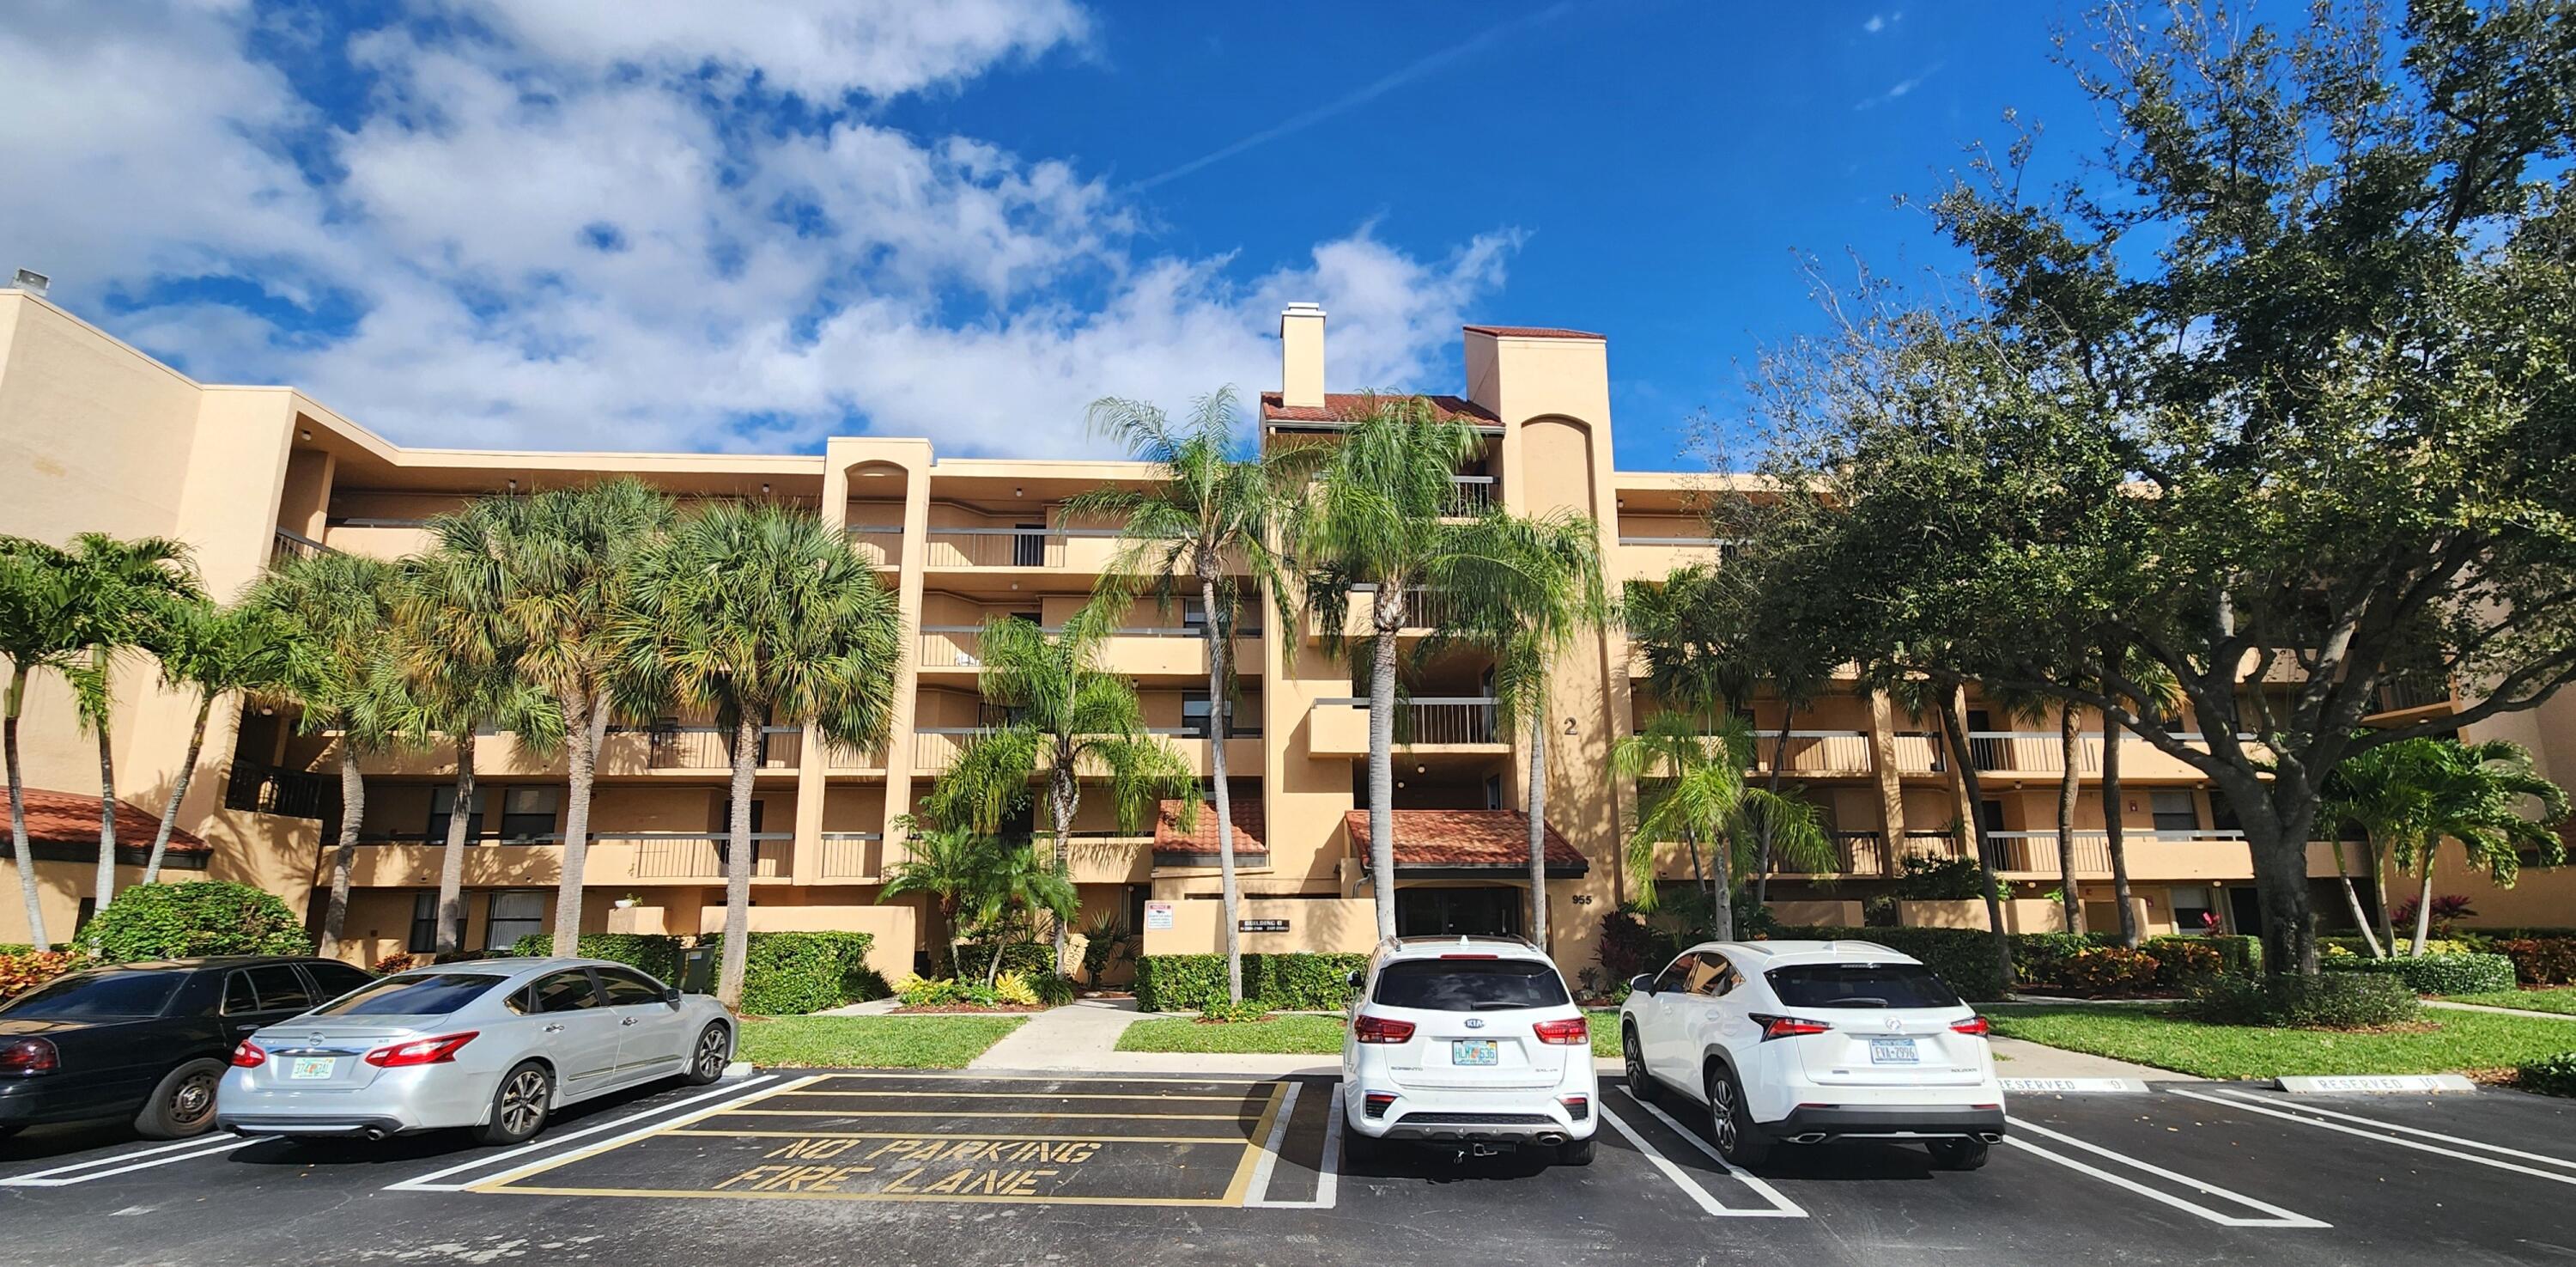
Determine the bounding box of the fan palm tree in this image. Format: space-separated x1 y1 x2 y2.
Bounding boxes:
2393 740 2568 956
975 838 1078 988
2320 739 2438 958
879 818 997 978
246 549 406 957
0 536 88 950
62 533 203 907
614 502 904 1008
1072 387 1310 1000
139 600 293 883
919 600 1197 974
1286 395 1492 941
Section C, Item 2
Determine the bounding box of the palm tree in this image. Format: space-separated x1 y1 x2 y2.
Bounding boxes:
2320 739 2435 958
615 501 904 1008
1888 671 2012 988
1613 710 1755 935
0 536 88 950
2093 643 2177 948
431 481 676 953
920 600 1197 974
62 533 203 908
879 818 996 977
1074 387 1309 1001
976 838 1078 988
1443 510 1607 951
1286 395 1491 941
246 549 405 957
2394 740 2568 956
139 600 291 883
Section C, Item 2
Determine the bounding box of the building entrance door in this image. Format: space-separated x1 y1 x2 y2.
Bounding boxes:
1395 886 1522 938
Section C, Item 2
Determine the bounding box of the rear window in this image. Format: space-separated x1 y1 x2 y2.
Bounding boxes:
310 973 506 1017
1374 959 1570 1011
0 971 184 1019
1765 964 1960 1009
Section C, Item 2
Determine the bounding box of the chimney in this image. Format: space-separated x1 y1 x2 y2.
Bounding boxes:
1279 302 1325 409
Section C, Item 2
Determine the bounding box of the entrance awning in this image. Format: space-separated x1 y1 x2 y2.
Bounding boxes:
1344 809 1589 879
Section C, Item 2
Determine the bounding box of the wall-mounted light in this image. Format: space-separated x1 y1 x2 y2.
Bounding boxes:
1014 486 1024 497
1414 764 1425 774
761 483 771 495
507 479 518 491
299 429 313 442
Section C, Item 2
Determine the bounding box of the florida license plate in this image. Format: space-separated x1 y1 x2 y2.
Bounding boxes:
1452 1039 1498 1066
289 1057 337 1080
1868 1038 1919 1065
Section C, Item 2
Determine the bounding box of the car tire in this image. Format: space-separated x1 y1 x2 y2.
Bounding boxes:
1621 1025 1649 1096
1340 1123 1383 1166
683 1021 732 1086
471 1061 555 1147
1558 1136 1596 1166
133 1057 228 1140
1928 1138 1990 1172
1705 1064 1770 1169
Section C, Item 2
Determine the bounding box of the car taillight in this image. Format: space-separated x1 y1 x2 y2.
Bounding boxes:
228 1040 266 1069
1352 1014 1415 1044
1561 1094 1591 1121
1363 1092 1397 1118
363 1032 478 1068
1951 1016 1991 1037
1749 1013 1832 1040
0 1037 58 1074
1437 953 1498 959
1533 1016 1589 1045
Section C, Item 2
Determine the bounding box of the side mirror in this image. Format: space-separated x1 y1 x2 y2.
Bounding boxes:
1629 974 1656 996
1346 970 1364 990
664 986 683 1005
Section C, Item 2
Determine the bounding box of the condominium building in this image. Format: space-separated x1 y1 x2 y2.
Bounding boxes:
1 286 2567 975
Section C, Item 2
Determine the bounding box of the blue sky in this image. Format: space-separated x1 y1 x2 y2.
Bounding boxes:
0 0 2099 469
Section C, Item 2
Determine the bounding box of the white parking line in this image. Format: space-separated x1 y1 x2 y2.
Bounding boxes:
1240 1081 1306 1208
382 1074 784 1193
2000 1117 2328 1228
1615 1093 1808 1218
456 1074 827 1194
2172 1087 2576 1189
2198 1087 2576 1171
0 1136 258 1187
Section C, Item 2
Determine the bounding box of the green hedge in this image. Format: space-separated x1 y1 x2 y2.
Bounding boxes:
723 932 884 1016
1772 927 2011 1002
2324 952 2518 996
954 941 1056 981
1133 953 1373 1013
78 881 312 962
2521 1051 2576 1098
511 933 688 982
2490 938 2576 986
2189 972 2420 1027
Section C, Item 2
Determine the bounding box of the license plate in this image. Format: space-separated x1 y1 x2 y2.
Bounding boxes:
1868 1038 1919 1065
1452 1039 1498 1066
289 1057 337 1080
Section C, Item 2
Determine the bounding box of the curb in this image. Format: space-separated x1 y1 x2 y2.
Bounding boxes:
2275 1073 2477 1094
2001 1077 2152 1094
720 1061 756 1080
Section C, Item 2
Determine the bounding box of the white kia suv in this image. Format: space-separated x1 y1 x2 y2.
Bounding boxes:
1341 935 1599 1166
1617 940 2004 1170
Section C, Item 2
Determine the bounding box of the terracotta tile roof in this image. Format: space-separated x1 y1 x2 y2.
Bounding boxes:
1461 325 1604 340
1257 392 1501 426
16 788 208 852
1156 798 1267 856
1343 809 1586 872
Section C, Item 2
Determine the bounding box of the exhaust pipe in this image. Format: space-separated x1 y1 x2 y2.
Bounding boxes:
1536 1132 1566 1148
1976 1131 2003 1144
364 1128 388 1141
1786 1132 1828 1145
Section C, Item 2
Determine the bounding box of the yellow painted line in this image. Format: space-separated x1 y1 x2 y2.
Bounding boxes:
479 1185 1242 1208
659 1129 1250 1144
464 1075 825 1194
1218 1082 1291 1207
710 1108 1258 1121
783 1090 1261 1102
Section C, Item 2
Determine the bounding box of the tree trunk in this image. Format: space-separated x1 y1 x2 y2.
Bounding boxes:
6 667 49 952
435 731 477 956
715 713 760 1009
2054 703 2084 935
550 688 609 954
1049 757 1077 976
94 705 118 916
2102 714 2137 948
1204 574 1244 1004
1938 696 2013 990
2241 799 2320 975
2372 841 2397 960
1365 589 1401 942
1707 822 1735 942
2331 836 2382 958
142 691 215 885
320 746 365 958
2411 858 2437 957
1754 716 1790 907
1526 695 1550 952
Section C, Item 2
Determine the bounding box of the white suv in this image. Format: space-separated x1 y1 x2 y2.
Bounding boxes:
1617 940 2004 1171
1341 935 1599 1166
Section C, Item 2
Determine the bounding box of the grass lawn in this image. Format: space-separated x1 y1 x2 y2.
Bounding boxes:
1117 1014 1346 1054
2442 989 2576 1016
1987 1004 2576 1080
736 1015 1026 1068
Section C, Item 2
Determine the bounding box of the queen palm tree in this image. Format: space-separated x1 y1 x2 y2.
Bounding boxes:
0 536 88 950
879 817 997 978
2393 740 2568 956
1286 396 1491 941
2320 739 2438 958
614 502 904 1008
975 838 1078 988
246 549 405 957
1073 387 1310 1001
62 533 203 907
139 600 292 883
920 600 1196 974
1613 710 1756 935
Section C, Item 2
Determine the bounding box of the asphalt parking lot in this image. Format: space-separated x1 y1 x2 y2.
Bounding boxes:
3 1069 2573 1267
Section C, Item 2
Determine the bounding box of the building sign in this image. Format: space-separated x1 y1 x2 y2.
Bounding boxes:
1239 918 1290 934
1142 901 1175 931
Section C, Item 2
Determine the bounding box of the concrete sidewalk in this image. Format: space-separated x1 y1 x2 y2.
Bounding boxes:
1988 1036 2193 1081
2426 997 2576 1022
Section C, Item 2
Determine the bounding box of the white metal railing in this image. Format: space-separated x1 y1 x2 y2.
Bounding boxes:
1315 697 1498 745
1889 731 1947 773
817 831 882 880
913 728 987 771
845 524 903 568
1898 830 1966 862
270 526 332 563
1751 730 1874 775
1444 475 1496 517
618 832 790 880
607 725 804 770
918 623 1248 668
915 526 1128 568
1340 583 1457 631
1616 535 1746 562
1965 730 2100 774
2372 679 2451 714
1982 829 2247 874
824 741 886 771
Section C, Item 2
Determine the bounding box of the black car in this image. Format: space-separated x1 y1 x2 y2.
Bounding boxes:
0 957 375 1140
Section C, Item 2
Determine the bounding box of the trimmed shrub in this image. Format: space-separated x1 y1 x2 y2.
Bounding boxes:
77 881 310 962
2142 938 2226 991
1133 953 1372 1013
2323 952 2518 996
510 933 688 982
1773 926 2010 1002
2518 1051 2576 1098
2057 947 2163 996
955 940 1055 982
1199 999 1273 1023
0 949 80 998
896 975 1000 1008
2009 932 2116 987
2194 935 2263 977
2493 938 2576 987
710 931 880 1015
2189 972 2421 1028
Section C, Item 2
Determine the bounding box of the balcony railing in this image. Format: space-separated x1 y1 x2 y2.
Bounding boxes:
222 759 332 820
1751 730 1874 776
1340 583 1458 631
817 831 882 880
1444 475 1495 517
1964 731 2102 774
270 526 332 565
1616 535 1746 563
1316 697 1499 746
845 524 903 568
1897 829 1966 862
2371 678 2451 715
824 742 887 771
1982 829 2247 874
607 726 804 771
919 623 1250 669
623 832 790 880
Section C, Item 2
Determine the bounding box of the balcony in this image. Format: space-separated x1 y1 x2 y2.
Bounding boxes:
1750 731 1875 778
1771 830 1890 877
1963 731 2100 777
846 525 903 569
1308 585 1460 640
816 831 882 880
1890 731 1947 775
222 759 332 819
1443 475 1495 518
1982 829 2251 880
911 728 1256 777
1613 534 1742 582
601 726 804 773
270 526 333 564
1309 697 1503 757
2369 677 2453 716
918 624 1259 678
620 832 791 881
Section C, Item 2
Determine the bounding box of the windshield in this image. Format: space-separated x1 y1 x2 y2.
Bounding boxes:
310 972 506 1017
1374 959 1570 1011
1765 963 1961 1009
1 971 184 1019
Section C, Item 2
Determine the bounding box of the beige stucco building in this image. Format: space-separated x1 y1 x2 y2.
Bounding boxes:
2 285 2567 974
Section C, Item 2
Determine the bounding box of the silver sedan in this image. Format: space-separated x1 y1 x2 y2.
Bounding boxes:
216 957 735 1145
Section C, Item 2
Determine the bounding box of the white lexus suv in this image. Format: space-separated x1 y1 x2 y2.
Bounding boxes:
1617 940 2004 1170
1340 935 1599 1166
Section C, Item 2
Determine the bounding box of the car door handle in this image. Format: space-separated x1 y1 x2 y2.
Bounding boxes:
544 1024 566 1033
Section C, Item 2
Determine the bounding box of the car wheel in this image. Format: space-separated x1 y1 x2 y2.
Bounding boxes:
471 1061 554 1147
1558 1136 1596 1166
683 1021 732 1086
1928 1138 1990 1172
1705 1064 1770 1169
1621 1026 1649 1095
133 1057 228 1140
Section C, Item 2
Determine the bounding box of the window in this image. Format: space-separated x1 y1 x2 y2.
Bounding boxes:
485 891 546 951
1372 959 1569 1011
497 787 559 842
526 970 601 1014
1650 953 1696 995
1681 951 1736 997
427 785 489 844
2171 886 2218 934
222 972 259 1016
2151 790 2200 833
596 967 666 1007
306 961 374 1003
243 964 313 1013
715 803 768 866
1012 522 1046 567
316 973 505 1017
0 972 183 1019
1765 963 1961 1009
409 892 464 954
1182 690 1216 740
1978 800 2008 833
1483 775 1504 812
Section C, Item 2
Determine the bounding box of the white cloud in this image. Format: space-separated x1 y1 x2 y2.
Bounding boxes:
0 1 1516 457
1863 15 1886 34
